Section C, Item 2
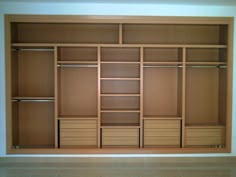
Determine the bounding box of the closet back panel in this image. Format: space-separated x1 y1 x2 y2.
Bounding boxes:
143 68 181 117
11 50 54 97
18 102 54 147
123 24 224 44
185 68 221 125
14 23 119 43
58 67 97 117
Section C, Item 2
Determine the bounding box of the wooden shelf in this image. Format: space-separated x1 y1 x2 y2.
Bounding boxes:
101 110 140 113
100 78 140 80
12 43 227 48
58 116 98 120
143 116 182 120
186 62 227 65
101 123 140 128
101 94 140 97
185 124 225 128
101 61 140 64
143 62 183 65
12 96 54 100
58 61 97 64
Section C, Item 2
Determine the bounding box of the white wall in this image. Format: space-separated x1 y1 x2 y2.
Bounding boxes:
0 1 235 157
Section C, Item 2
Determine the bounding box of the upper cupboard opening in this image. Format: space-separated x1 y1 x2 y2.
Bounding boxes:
123 24 228 45
11 23 228 45
11 23 120 43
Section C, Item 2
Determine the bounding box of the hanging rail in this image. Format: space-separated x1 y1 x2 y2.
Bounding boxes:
12 99 54 102
143 65 227 68
12 48 54 52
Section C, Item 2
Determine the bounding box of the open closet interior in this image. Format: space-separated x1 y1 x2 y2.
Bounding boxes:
6 15 233 153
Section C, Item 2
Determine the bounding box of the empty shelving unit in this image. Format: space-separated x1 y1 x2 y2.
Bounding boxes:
5 15 233 154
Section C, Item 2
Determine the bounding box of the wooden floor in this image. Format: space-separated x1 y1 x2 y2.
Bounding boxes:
0 157 236 177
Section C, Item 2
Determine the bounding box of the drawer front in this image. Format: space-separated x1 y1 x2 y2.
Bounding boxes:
60 120 97 129
144 129 180 137
185 127 225 146
102 128 139 147
60 137 97 146
144 120 181 147
144 120 180 129
144 136 180 146
60 120 97 147
60 129 97 138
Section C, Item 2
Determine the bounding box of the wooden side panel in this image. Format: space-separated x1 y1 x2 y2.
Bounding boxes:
102 128 139 147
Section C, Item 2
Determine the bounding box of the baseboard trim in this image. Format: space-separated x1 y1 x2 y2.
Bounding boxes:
0 157 236 164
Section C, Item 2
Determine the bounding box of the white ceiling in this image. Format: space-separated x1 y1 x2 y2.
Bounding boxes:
1 0 236 6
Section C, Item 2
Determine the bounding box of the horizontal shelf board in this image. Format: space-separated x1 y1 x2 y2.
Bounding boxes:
186 62 227 65
12 96 54 100
57 64 98 68
12 97 55 102
58 61 97 64
143 116 182 120
58 116 98 120
12 43 56 47
143 62 183 65
101 123 140 128
101 110 140 113
9 146 229 154
101 94 140 97
12 145 55 149
185 124 225 128
100 78 140 80
101 61 140 64
12 43 227 49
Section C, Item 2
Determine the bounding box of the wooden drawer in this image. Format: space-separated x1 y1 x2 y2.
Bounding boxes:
60 137 97 147
144 129 180 137
60 120 97 129
144 120 180 129
185 126 225 146
60 120 97 147
102 128 139 147
144 137 180 146
60 129 97 138
144 120 181 147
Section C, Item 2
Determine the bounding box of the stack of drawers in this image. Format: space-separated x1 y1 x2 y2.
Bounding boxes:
60 120 97 148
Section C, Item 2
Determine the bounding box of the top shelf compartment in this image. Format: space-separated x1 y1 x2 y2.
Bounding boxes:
11 23 119 44
101 47 140 62
123 24 228 45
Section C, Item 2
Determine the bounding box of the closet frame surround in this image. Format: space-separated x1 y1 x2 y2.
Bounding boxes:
5 15 233 154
